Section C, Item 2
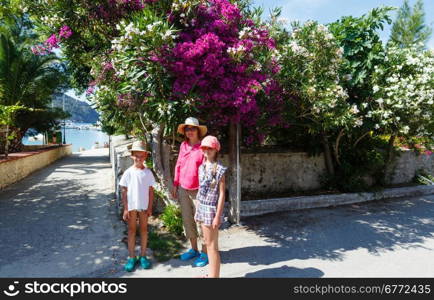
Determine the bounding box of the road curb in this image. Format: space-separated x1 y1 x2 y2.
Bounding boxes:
241 185 434 217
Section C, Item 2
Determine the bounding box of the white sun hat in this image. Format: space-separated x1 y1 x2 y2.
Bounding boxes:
177 117 208 137
129 140 150 154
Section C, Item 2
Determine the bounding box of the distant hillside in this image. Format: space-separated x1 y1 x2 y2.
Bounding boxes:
52 93 99 124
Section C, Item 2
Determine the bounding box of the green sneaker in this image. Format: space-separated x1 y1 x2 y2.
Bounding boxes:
139 256 151 269
124 256 138 272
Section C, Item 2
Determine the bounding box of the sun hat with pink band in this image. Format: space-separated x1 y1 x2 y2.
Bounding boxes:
200 135 221 152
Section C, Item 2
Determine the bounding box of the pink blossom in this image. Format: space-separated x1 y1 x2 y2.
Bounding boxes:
59 25 73 39
45 34 59 48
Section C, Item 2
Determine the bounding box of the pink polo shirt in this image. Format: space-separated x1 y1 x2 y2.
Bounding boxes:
173 141 204 190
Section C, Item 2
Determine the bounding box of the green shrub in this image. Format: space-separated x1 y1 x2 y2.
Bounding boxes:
415 169 434 185
160 204 184 236
148 231 183 262
321 136 389 192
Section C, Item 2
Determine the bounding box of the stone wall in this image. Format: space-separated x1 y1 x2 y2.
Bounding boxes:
109 135 133 205
221 149 434 199
386 150 434 184
220 152 326 198
109 135 434 203
0 144 72 190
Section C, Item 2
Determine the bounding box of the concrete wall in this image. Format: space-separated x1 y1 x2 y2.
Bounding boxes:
22 145 67 151
109 136 133 206
221 150 434 198
0 145 72 190
386 150 434 184
109 135 434 202
220 152 326 197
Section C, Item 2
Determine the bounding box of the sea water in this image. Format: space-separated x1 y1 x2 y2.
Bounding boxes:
23 123 109 153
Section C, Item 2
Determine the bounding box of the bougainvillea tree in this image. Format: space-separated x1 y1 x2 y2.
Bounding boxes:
20 0 283 202
162 0 284 143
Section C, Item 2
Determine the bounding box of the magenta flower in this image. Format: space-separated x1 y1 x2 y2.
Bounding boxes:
90 0 147 22
59 25 73 39
161 0 283 143
102 62 113 72
45 34 59 48
86 86 95 95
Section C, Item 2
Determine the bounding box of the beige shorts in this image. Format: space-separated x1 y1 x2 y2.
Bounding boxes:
178 187 203 239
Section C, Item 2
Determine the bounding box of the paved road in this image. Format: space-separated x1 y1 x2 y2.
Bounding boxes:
0 149 124 277
1 148 434 277
126 194 434 278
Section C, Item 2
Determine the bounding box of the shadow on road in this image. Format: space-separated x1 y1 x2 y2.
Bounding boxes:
220 195 434 271
0 150 123 277
245 265 324 278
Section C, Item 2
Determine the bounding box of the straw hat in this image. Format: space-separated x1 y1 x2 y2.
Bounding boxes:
128 140 150 154
177 117 208 137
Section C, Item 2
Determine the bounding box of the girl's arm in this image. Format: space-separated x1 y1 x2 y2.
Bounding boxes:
213 175 226 229
121 186 129 220
147 186 154 217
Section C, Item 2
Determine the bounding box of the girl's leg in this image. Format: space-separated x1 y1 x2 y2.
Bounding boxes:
202 224 220 278
138 211 149 257
190 193 206 254
127 210 138 258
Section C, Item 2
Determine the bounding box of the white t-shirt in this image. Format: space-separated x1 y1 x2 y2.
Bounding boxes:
119 166 156 211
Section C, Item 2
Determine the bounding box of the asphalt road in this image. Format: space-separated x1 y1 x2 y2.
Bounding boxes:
0 149 124 277
126 192 434 277
1 148 434 277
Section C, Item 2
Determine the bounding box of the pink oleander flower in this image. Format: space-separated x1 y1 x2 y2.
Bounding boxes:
59 25 73 39
86 86 95 95
45 34 59 48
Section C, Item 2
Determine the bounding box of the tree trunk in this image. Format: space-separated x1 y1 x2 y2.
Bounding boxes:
6 127 25 153
151 124 176 206
333 129 344 166
322 132 335 176
5 125 9 158
381 134 396 185
386 134 396 165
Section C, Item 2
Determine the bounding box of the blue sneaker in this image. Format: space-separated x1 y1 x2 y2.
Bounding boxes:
124 256 138 272
180 248 200 261
139 256 151 269
193 252 208 267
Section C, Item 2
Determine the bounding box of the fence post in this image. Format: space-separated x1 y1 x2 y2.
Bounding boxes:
228 121 241 224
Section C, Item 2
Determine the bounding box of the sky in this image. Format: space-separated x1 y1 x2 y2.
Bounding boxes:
67 0 434 102
253 0 434 48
